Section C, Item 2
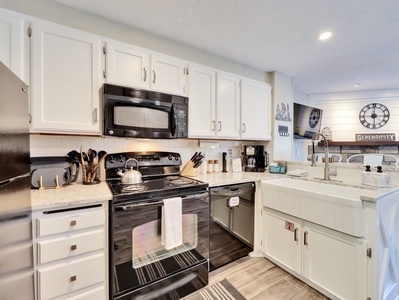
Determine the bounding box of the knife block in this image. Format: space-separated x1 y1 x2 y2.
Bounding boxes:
181 160 198 177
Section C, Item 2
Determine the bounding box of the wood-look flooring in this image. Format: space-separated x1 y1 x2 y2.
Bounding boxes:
209 256 331 300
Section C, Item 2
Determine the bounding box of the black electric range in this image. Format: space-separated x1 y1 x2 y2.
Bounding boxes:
105 151 208 202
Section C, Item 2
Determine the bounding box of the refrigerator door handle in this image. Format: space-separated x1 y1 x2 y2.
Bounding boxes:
0 172 30 188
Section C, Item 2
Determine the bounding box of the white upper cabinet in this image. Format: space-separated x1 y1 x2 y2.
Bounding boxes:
188 63 216 138
0 9 29 83
105 40 187 95
150 52 187 95
188 66 240 139
241 79 271 140
30 20 103 134
216 72 241 139
105 41 150 89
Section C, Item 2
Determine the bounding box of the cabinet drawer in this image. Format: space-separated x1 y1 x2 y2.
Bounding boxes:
37 253 105 300
37 229 105 265
36 209 104 237
64 286 106 300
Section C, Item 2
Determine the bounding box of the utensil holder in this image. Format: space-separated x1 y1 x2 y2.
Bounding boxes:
82 163 101 185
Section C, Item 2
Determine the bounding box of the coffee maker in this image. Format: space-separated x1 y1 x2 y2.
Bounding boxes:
242 145 268 172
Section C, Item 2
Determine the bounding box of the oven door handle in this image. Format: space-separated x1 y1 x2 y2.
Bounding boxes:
115 191 209 211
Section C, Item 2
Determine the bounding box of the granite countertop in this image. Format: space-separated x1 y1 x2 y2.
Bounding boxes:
31 169 398 210
30 171 278 210
193 171 283 187
31 181 112 210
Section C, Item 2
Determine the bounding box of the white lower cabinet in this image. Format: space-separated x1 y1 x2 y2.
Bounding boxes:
33 204 107 300
262 207 367 300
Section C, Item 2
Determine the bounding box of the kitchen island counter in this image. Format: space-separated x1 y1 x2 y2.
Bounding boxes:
31 181 112 210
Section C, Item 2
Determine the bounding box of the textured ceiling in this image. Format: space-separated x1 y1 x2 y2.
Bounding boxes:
54 0 399 94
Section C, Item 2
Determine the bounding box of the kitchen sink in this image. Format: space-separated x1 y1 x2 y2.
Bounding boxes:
261 178 375 237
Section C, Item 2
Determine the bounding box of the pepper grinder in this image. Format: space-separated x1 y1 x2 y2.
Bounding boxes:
222 152 228 172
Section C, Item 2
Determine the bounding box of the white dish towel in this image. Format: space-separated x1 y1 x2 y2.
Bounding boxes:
162 197 183 250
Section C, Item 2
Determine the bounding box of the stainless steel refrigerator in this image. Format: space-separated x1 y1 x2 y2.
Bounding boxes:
0 61 34 299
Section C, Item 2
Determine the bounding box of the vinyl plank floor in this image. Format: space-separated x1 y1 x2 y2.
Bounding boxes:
209 257 331 300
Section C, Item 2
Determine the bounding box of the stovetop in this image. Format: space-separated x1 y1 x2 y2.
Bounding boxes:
105 151 208 202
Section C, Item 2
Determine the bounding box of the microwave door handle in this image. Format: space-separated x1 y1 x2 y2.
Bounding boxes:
171 107 176 136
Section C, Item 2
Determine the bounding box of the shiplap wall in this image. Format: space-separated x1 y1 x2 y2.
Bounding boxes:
309 89 399 141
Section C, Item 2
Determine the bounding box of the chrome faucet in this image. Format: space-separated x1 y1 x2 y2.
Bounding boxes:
311 133 337 180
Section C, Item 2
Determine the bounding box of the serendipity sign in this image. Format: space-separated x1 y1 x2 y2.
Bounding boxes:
355 133 396 141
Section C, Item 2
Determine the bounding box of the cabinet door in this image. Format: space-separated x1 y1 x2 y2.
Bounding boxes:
150 53 187 95
216 72 240 138
0 9 29 83
188 63 216 138
30 20 103 134
241 79 271 140
105 41 150 89
303 221 367 300
262 208 301 274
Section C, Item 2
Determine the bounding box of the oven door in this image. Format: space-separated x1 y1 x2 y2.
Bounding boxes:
103 96 174 139
111 191 209 299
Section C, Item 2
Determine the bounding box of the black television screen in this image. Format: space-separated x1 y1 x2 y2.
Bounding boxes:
293 103 323 139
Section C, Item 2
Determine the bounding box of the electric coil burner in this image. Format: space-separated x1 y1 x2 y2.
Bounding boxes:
106 152 209 300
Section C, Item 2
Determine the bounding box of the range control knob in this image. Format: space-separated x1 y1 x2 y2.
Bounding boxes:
175 154 180 161
168 154 173 160
118 155 126 163
108 156 116 164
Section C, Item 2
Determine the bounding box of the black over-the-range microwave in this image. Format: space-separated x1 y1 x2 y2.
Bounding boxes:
102 84 188 139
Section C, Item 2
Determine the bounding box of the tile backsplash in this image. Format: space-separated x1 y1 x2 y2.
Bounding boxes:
30 135 269 172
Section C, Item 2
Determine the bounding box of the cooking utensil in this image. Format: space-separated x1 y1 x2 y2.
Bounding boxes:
117 158 142 184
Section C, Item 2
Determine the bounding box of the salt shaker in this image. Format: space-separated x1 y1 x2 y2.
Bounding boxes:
207 160 213 173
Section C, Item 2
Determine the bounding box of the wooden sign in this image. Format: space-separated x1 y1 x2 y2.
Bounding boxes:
355 133 396 141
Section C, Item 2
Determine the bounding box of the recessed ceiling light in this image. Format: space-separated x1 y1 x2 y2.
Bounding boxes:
354 83 361 87
319 32 332 40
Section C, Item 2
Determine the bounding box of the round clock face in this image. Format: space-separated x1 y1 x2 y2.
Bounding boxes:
309 108 321 128
359 103 390 129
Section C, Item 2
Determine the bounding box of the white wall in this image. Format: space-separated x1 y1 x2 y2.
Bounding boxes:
309 89 399 141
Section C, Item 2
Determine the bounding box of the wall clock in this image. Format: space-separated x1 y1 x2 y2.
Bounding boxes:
309 108 321 128
359 103 390 129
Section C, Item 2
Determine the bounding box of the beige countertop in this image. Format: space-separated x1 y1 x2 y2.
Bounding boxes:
30 171 279 210
193 171 283 187
31 169 396 210
31 181 112 210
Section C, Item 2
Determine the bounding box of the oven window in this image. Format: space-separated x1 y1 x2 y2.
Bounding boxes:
132 214 198 268
114 106 169 129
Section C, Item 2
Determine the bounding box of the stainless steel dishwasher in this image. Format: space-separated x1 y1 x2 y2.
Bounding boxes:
209 182 255 270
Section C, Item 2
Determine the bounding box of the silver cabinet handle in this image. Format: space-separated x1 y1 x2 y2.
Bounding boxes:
93 108 98 124
242 123 246 133
153 69 156 84
212 120 216 131
143 67 147 82
218 121 222 132
294 228 298 242
304 231 308 246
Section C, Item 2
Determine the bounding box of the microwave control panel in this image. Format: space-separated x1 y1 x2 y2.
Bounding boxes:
174 105 188 138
